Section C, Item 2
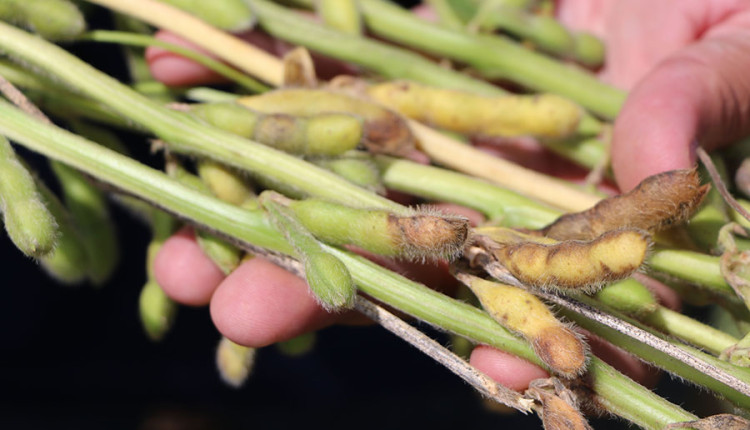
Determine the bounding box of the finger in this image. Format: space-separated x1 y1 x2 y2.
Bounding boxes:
153 228 227 306
598 0 711 89
469 345 549 391
210 256 344 347
555 0 611 38
145 30 228 86
145 29 286 86
611 11 750 191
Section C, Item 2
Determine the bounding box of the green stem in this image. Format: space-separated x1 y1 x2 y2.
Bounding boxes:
353 0 625 118
541 135 608 172
556 294 750 411
589 361 696 429
251 0 500 95
641 306 738 355
649 248 735 296
375 155 559 228
0 60 139 129
329 246 698 429
0 98 292 254
77 30 269 93
263 0 603 133
0 98 697 429
0 20 400 212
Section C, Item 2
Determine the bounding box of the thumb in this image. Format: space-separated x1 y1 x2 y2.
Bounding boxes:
611 14 750 191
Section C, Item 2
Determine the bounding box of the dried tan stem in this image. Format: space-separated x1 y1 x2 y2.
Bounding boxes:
411 121 600 212
85 0 283 86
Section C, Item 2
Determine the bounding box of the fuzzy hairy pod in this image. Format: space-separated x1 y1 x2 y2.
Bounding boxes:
304 250 355 311
288 198 469 260
50 160 118 285
462 275 588 378
237 89 415 156
0 137 58 257
541 169 709 241
367 80 582 139
262 195 355 311
526 379 592 430
36 183 90 284
491 229 650 292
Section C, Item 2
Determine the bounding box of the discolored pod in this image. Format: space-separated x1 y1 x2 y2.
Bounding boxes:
190 102 363 156
492 229 650 292
461 274 587 378
287 198 469 260
237 89 415 156
541 168 709 241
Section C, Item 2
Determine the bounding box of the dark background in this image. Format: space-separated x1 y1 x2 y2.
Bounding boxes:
0 3 709 429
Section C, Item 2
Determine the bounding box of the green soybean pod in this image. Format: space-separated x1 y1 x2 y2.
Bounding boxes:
0 136 58 257
287 198 469 260
50 160 118 285
139 210 177 341
36 182 90 284
263 196 355 311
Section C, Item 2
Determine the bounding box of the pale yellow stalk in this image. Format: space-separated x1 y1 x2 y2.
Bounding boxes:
85 0 283 85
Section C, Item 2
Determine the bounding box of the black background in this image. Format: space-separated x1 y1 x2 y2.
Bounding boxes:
0 3 708 429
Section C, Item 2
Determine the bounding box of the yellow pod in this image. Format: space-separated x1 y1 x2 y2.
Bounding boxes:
197 160 254 206
463 275 587 377
367 80 582 139
216 337 256 388
493 229 650 292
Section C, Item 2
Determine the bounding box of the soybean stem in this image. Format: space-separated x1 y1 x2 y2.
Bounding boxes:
0 20 401 212
85 0 285 86
353 296 534 413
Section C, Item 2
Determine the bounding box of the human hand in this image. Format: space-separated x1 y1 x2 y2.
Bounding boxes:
145 4 680 393
558 0 750 191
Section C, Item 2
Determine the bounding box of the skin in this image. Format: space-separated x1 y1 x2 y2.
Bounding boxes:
148 0 750 391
